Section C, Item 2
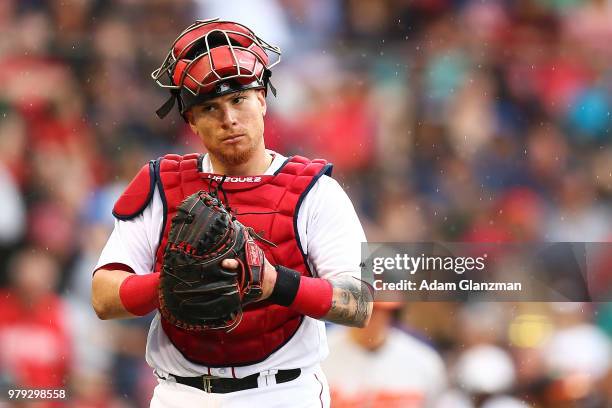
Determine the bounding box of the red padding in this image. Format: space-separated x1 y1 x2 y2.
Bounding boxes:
113 163 154 219
119 273 160 316
289 276 333 319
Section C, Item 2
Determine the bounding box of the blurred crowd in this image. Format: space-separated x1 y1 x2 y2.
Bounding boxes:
0 0 611 407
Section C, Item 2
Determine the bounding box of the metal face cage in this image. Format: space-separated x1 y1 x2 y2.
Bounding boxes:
151 18 281 97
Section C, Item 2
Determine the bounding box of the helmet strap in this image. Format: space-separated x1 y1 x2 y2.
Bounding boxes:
156 89 180 119
263 69 276 97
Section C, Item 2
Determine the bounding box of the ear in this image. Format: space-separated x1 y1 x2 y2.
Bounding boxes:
256 89 267 116
189 122 199 136
185 110 199 134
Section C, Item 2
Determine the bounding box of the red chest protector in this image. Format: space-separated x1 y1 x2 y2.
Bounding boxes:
113 153 332 367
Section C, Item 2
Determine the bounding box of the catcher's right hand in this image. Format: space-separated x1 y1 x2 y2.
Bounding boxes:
158 190 266 332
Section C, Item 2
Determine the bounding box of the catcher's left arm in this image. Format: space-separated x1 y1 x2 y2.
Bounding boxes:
161 189 373 330
222 258 373 328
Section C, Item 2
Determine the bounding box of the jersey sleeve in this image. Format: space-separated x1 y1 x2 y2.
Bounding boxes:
94 185 165 276
298 175 366 280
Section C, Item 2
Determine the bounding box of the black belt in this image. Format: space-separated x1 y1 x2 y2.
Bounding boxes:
172 369 301 394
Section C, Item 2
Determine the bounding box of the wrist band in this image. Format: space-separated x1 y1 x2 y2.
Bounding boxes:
119 273 160 316
269 266 333 318
268 265 301 306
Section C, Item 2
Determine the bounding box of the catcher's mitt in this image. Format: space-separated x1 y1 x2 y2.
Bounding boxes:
159 190 266 332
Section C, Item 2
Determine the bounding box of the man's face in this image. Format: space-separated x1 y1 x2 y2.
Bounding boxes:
187 89 267 167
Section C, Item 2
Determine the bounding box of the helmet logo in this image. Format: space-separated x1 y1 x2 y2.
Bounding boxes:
216 82 231 93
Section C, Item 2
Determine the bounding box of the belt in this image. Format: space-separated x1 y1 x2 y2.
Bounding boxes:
172 369 301 394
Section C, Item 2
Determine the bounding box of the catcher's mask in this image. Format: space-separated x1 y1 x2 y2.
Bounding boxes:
152 18 282 120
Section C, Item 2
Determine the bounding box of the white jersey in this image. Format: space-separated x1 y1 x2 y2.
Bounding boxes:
322 326 447 407
95 151 366 378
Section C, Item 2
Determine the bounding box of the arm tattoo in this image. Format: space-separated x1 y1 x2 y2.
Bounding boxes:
323 276 373 328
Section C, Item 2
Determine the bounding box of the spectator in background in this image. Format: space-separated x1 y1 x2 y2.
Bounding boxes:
323 303 446 408
538 303 612 406
546 169 612 241
0 249 71 389
450 344 519 407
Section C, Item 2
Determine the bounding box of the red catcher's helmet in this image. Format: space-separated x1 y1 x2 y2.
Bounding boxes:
152 18 281 119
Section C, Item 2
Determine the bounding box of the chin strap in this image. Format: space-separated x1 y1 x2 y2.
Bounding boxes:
263 69 277 97
156 89 180 119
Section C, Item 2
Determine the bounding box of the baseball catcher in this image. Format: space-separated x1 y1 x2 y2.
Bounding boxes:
92 17 372 407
